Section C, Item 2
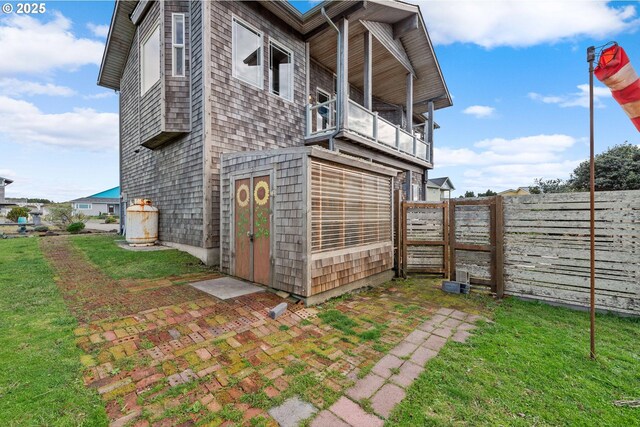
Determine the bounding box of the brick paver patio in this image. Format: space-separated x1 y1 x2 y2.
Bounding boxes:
41 236 489 426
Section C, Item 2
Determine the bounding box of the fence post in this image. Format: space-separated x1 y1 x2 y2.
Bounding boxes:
401 199 408 278
448 199 456 280
495 195 505 298
443 201 449 279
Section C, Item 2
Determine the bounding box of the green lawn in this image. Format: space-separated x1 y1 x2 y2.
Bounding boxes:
388 298 640 426
0 238 108 426
70 235 215 279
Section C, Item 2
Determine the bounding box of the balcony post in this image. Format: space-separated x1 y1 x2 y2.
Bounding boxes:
395 125 400 150
337 18 349 132
373 112 378 142
427 100 434 163
405 73 413 132
306 104 311 136
363 30 372 110
413 135 417 156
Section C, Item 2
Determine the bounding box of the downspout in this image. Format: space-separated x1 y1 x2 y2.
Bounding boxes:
321 7 340 151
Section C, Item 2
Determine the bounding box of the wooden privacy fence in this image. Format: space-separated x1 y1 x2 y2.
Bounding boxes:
398 190 640 315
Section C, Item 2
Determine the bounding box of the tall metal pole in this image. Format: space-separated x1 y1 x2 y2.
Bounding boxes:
587 46 596 360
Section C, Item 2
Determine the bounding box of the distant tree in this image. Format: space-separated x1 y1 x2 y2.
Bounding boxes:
47 203 87 228
26 198 53 204
477 189 497 197
568 143 640 191
530 178 572 194
464 190 476 198
6 206 30 222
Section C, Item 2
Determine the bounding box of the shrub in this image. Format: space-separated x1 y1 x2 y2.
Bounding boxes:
47 204 88 228
104 216 117 224
7 207 30 223
66 222 85 234
34 225 49 232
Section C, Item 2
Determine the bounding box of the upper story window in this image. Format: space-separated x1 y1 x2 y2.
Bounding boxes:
232 17 263 89
141 25 161 95
172 14 185 77
269 41 293 101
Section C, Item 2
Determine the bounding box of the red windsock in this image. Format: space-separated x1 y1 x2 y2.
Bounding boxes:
594 44 640 132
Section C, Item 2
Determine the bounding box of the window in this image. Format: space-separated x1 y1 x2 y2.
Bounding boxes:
76 203 92 210
311 160 392 253
141 26 161 95
269 41 293 100
172 14 185 77
232 17 262 88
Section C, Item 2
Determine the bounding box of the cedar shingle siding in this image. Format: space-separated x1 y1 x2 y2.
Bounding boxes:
120 0 204 248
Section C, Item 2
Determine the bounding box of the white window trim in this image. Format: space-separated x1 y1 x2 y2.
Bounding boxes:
140 25 161 96
172 13 185 77
76 203 92 210
231 16 263 89
269 38 294 101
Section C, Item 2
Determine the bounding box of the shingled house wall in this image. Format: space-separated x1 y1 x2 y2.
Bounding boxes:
120 0 206 253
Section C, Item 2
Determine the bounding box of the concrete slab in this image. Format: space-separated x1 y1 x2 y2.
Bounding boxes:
268 396 317 427
190 277 264 300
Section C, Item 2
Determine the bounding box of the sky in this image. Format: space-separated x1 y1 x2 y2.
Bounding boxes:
0 1 639 201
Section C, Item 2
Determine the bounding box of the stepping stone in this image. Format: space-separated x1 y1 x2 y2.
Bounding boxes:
433 326 454 338
311 410 350 427
190 277 264 300
268 397 317 427
390 340 419 358
346 373 385 400
423 334 447 352
411 346 438 366
328 396 383 427
442 318 463 328
436 308 454 316
452 330 472 343
457 322 477 332
371 383 406 418
404 329 430 345
389 361 423 388
450 310 468 320
371 354 403 378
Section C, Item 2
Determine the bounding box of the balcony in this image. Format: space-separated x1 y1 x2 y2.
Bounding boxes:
305 98 431 164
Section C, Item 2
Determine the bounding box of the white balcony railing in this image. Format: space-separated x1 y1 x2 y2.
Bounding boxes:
306 99 431 164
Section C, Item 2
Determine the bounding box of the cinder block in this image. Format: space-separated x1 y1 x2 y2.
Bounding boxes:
269 302 288 319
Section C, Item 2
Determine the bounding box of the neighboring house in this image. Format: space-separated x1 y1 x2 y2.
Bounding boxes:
69 186 121 216
98 0 451 300
499 187 530 197
425 177 454 201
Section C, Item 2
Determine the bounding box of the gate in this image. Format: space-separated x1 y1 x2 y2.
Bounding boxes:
398 196 504 296
401 202 448 275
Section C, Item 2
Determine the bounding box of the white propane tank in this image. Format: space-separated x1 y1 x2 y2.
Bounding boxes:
125 199 158 245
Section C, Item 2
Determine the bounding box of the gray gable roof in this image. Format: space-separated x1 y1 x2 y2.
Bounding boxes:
427 177 455 190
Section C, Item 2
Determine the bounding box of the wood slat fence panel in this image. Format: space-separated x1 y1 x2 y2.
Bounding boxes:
402 202 448 274
503 190 640 315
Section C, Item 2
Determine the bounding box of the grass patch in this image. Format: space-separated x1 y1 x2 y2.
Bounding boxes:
70 235 215 280
388 298 640 426
0 238 108 425
318 309 386 341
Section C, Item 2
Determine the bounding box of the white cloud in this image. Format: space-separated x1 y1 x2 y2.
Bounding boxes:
417 1 639 48
0 78 75 97
434 134 581 193
462 105 495 118
528 84 611 108
87 23 109 38
84 91 116 100
0 12 104 75
0 95 118 151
